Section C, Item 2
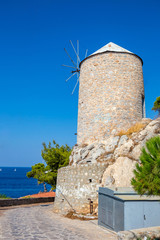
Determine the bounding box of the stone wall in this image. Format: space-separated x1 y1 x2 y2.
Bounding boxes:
77 52 145 144
53 163 107 214
0 197 54 207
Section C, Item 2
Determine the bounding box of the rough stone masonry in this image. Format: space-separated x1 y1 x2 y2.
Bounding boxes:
53 42 158 215
54 118 160 214
77 42 145 144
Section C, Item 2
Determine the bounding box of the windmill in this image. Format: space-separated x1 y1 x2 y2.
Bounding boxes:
62 40 88 94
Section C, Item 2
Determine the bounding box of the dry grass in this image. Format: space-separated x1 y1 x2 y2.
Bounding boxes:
97 151 115 163
69 159 73 166
117 122 147 137
155 128 160 134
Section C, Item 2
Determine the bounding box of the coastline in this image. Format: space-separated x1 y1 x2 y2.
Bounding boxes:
0 191 55 209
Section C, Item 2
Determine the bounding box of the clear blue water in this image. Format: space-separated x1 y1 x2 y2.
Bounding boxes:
0 167 51 198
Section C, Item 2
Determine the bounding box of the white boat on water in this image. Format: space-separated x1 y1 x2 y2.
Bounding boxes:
0 169 2 171
14 168 16 172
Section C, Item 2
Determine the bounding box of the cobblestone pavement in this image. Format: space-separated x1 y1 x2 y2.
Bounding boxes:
0 204 118 240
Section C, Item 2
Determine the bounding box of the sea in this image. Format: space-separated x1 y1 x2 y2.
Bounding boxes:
0 167 51 198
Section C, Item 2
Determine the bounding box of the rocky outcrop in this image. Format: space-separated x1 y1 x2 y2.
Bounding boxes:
69 118 160 188
118 226 160 240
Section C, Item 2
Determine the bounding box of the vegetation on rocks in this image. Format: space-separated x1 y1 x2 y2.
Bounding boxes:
152 96 160 116
131 136 160 196
0 194 10 199
27 140 71 189
117 122 147 137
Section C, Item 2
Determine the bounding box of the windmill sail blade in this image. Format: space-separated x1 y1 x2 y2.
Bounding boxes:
72 77 79 95
62 64 77 69
64 48 77 68
65 72 77 82
64 40 81 95
85 49 88 58
69 40 81 63
77 40 79 69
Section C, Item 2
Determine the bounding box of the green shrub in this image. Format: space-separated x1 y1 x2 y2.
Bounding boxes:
0 194 10 199
131 136 160 196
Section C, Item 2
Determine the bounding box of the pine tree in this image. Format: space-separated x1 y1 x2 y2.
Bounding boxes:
131 136 160 196
152 96 160 116
27 163 47 191
27 140 71 189
41 140 71 188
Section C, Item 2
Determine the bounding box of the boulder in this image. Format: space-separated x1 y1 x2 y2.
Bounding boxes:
114 139 134 158
102 157 136 187
91 147 105 160
118 135 128 147
104 136 120 153
130 144 142 161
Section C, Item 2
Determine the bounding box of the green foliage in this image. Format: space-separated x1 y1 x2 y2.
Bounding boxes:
20 196 31 199
0 194 10 199
27 140 71 189
41 140 71 188
27 163 46 184
152 96 160 116
131 136 160 196
136 238 152 240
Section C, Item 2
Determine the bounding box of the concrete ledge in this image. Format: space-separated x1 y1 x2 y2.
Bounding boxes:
118 226 160 240
0 197 55 207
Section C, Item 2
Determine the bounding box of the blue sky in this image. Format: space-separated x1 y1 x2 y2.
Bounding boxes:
0 0 159 166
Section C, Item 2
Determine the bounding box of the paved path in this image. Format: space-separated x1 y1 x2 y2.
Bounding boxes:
0 204 117 240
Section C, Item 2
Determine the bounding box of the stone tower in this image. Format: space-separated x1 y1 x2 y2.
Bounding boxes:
77 42 145 144
53 42 147 215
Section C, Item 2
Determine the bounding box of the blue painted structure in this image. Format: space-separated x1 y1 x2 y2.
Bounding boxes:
98 187 160 232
